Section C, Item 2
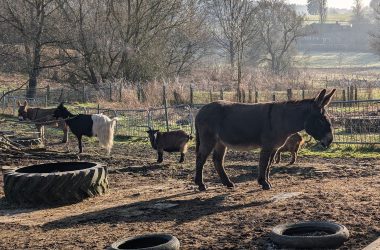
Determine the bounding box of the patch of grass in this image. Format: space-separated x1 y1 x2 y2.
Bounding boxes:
300 144 380 158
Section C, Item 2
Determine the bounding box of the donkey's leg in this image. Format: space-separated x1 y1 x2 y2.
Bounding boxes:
275 151 282 164
265 150 277 187
212 142 234 188
195 135 216 191
258 149 273 190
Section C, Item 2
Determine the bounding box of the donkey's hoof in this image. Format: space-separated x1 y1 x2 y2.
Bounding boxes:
224 181 235 189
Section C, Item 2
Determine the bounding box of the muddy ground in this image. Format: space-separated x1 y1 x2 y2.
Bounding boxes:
0 135 379 250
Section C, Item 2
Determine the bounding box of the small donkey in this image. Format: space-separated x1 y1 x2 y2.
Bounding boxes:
17 100 68 143
146 128 193 163
275 133 304 165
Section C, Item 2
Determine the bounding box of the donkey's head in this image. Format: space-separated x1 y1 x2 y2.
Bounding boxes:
53 103 71 119
17 100 29 121
304 89 336 148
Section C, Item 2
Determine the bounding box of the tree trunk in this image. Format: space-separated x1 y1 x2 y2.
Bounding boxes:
26 72 38 98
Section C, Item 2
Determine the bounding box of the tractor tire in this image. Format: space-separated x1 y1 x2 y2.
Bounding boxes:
3 162 108 206
270 221 349 249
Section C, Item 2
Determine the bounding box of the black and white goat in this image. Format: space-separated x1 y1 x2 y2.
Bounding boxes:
146 128 193 163
54 103 118 155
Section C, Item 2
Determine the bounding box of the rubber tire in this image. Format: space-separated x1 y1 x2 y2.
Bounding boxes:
109 234 180 250
270 221 349 249
3 162 108 206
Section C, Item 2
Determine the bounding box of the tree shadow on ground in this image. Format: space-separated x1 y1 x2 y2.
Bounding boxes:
42 191 272 230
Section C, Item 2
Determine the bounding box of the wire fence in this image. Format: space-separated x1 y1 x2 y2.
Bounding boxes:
1 90 379 145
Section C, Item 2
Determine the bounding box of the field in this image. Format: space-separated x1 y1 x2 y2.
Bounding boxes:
0 129 379 249
296 52 380 69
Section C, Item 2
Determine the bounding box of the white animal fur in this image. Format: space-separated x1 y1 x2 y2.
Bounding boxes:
91 114 119 155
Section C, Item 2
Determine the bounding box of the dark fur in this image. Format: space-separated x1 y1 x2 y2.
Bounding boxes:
53 103 93 153
275 133 304 165
194 89 336 191
147 128 193 163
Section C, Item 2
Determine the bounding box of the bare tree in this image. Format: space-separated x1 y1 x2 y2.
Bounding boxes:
317 0 327 24
352 0 365 23
207 0 257 100
370 1 380 54
0 0 68 98
255 0 306 74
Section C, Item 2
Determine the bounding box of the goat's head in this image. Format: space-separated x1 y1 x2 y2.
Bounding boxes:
17 100 28 121
146 127 159 138
53 102 70 119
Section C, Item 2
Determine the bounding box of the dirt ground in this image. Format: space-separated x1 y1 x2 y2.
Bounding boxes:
0 136 379 250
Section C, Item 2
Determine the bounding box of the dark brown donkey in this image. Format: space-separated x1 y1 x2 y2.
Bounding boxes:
194 89 336 191
17 100 68 143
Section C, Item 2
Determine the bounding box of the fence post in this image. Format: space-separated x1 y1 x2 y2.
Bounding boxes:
119 81 122 102
163 84 169 132
147 110 152 129
97 103 100 114
46 85 50 104
287 89 292 101
241 89 246 103
255 90 258 103
248 89 252 103
2 90 5 111
190 85 194 106
220 88 224 100
346 86 350 101
350 86 354 101
209 88 213 102
354 86 358 100
272 93 276 102
44 94 48 107
109 82 112 102
302 89 305 99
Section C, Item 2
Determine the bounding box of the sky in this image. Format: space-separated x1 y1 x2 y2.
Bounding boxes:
286 0 371 9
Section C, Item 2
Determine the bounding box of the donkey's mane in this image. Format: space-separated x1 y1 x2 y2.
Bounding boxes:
276 99 314 106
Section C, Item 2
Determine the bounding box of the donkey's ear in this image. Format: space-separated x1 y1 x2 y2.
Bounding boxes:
23 100 28 106
314 89 326 107
320 89 336 107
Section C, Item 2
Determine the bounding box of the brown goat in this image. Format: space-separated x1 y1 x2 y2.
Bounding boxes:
146 128 193 163
275 133 304 165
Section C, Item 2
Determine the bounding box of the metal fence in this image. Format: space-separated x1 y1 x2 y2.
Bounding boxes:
1 94 379 145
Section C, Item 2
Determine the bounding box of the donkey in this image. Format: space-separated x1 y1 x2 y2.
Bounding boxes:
17 100 69 143
53 103 118 155
194 89 336 191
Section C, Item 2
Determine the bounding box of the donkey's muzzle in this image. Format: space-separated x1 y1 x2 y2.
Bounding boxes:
320 133 333 148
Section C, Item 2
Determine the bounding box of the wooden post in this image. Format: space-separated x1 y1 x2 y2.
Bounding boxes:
163 84 169 132
272 93 276 102
119 81 122 102
346 86 350 101
350 86 354 101
109 82 112 102
46 85 50 103
220 88 224 100
44 94 48 107
190 85 194 106
287 88 292 101
242 89 246 103
342 89 346 101
255 90 258 103
302 89 305 99
354 86 358 100
97 103 100 114
2 90 5 111
248 89 252 103
209 88 213 102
